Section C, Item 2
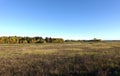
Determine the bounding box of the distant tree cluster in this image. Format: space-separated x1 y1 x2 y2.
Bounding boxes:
0 36 64 44
88 38 102 42
45 37 64 43
65 38 102 42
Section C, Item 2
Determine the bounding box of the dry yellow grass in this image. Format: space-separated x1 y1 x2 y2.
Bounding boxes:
0 42 120 76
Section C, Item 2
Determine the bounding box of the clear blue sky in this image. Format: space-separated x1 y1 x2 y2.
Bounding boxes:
0 0 120 40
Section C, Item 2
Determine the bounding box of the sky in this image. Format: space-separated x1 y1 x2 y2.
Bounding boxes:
0 0 120 40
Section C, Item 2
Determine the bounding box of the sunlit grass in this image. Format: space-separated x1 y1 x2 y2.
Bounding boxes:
0 42 120 76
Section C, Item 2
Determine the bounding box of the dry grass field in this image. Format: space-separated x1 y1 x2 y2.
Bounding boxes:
0 42 120 76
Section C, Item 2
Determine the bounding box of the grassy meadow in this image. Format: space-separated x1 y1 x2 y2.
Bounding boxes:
0 42 120 76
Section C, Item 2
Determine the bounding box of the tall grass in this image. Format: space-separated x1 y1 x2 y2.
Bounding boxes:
0 42 120 76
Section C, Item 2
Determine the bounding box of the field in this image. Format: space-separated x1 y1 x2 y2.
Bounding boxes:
0 42 120 76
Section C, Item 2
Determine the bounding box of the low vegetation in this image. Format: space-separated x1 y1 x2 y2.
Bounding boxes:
0 42 120 76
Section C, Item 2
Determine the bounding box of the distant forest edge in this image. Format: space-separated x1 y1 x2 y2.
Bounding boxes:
0 36 63 44
0 36 104 44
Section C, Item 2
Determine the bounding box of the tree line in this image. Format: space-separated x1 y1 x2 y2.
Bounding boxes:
0 36 102 44
0 36 64 44
65 38 102 42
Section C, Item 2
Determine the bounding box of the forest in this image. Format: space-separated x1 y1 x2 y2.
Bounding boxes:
0 36 64 44
0 36 103 44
